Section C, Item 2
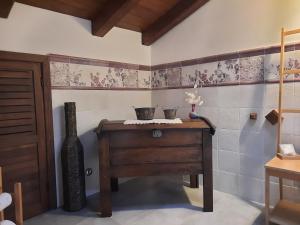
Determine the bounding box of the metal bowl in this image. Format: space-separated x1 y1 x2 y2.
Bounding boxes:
134 107 155 120
163 108 177 119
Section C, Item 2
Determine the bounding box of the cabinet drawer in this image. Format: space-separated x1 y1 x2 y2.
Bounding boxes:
109 129 202 148
111 146 202 166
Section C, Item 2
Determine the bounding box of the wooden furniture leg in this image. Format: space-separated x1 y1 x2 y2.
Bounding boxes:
111 177 119 192
14 183 23 225
99 134 112 217
265 170 270 225
279 178 283 199
0 167 4 221
203 129 213 212
189 175 199 188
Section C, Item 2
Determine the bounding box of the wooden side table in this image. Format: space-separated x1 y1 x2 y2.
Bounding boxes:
265 157 300 225
95 119 215 217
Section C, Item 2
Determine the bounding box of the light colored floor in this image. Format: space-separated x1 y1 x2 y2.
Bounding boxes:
25 176 264 225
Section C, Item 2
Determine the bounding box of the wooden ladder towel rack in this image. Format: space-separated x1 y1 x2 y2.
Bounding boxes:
265 28 300 225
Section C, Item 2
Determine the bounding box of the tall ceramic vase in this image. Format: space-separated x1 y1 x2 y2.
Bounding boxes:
61 102 86 211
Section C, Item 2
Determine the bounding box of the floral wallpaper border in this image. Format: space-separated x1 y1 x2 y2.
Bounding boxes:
49 42 300 90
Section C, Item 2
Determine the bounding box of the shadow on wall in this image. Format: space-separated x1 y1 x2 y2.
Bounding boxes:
53 105 65 207
78 129 99 196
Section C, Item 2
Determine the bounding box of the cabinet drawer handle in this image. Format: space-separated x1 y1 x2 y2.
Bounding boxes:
152 129 162 138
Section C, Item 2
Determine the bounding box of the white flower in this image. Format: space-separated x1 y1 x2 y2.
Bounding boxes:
185 91 204 105
184 79 204 105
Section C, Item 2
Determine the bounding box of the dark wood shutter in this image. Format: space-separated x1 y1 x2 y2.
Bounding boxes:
0 60 49 219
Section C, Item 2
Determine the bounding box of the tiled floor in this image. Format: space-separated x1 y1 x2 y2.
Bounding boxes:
25 176 264 225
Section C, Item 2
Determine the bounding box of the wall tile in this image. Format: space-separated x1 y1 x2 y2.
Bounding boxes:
218 150 240 174
264 52 294 82
50 62 70 87
166 67 182 87
218 129 239 152
240 154 264 179
197 86 218 107
239 84 265 108
197 62 219 86
214 171 239 195
217 59 240 85
218 85 240 108
152 69 167 88
238 176 264 203
239 56 264 83
294 82 300 96
240 131 264 158
68 63 90 87
181 64 199 87
282 113 294 135
294 50 300 80
264 83 294 108
218 108 240 130
138 70 151 89
123 69 138 88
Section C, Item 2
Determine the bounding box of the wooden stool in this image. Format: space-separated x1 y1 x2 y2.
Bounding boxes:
265 157 300 225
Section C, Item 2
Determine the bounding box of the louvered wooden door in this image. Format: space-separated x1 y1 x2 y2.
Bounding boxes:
0 60 49 219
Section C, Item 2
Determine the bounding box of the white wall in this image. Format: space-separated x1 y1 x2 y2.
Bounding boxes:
0 3 151 65
151 0 300 64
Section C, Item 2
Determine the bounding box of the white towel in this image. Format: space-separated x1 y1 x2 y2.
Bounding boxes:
0 193 12 211
279 144 296 156
0 220 16 225
124 118 183 125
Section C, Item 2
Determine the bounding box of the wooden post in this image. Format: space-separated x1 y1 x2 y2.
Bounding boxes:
14 183 23 225
277 27 285 153
203 129 213 212
99 133 112 217
279 178 283 200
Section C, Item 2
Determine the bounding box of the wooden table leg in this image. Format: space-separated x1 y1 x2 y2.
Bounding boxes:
265 169 270 225
99 134 112 217
203 129 213 212
279 178 283 200
111 177 119 192
190 175 199 188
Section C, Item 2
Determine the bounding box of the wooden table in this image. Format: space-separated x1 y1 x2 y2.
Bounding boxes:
265 157 300 225
95 119 215 217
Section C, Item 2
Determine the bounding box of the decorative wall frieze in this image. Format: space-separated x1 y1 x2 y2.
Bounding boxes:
49 42 300 90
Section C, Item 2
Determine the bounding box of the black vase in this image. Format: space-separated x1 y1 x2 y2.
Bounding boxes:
61 102 86 211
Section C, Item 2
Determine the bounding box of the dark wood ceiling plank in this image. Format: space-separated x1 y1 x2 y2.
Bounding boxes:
0 0 15 18
16 0 107 19
142 0 209 45
92 0 141 37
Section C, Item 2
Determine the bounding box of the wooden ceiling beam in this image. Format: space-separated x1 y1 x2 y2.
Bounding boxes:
0 0 14 18
142 0 209 46
92 0 141 37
